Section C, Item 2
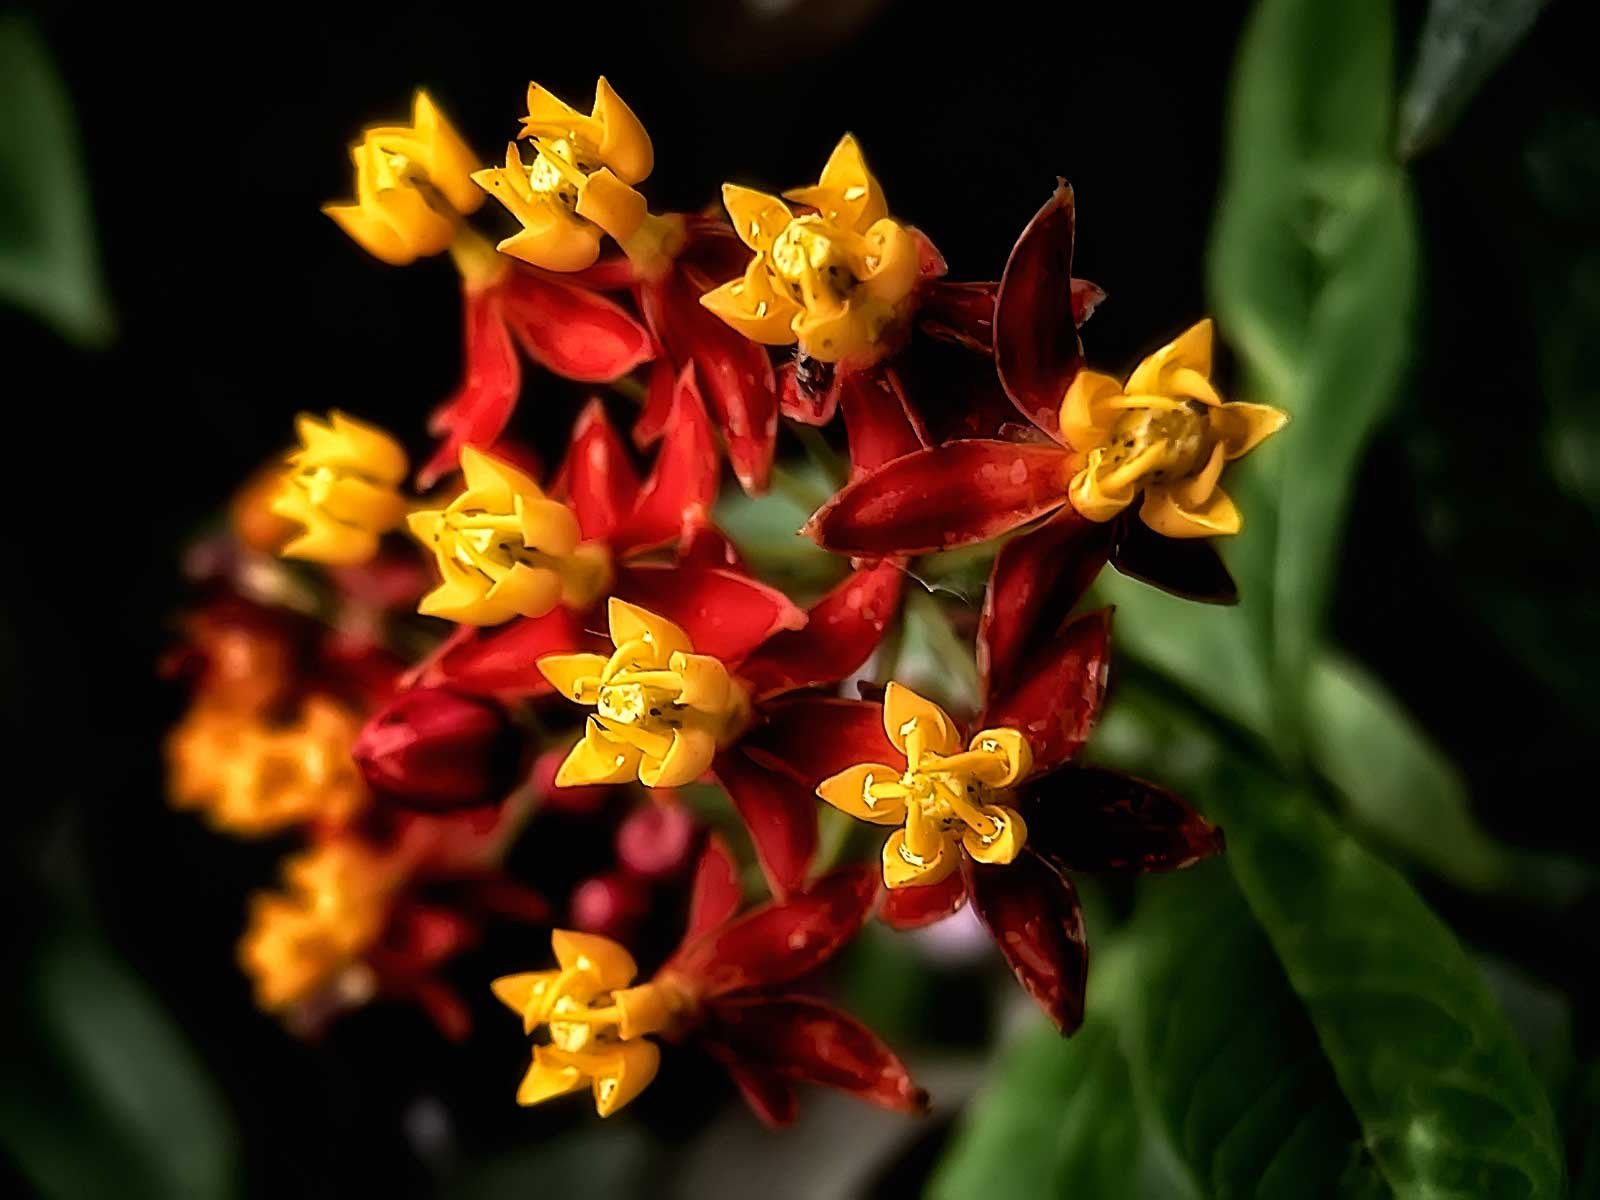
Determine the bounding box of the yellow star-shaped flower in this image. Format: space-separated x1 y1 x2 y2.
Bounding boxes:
271 411 409 566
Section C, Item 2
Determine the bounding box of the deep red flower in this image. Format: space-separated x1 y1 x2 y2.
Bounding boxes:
352 687 524 811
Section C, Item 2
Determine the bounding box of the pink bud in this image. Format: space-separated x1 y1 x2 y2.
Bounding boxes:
615 800 697 881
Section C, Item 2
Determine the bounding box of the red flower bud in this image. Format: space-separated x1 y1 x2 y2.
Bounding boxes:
569 871 650 941
353 688 521 811
615 800 697 881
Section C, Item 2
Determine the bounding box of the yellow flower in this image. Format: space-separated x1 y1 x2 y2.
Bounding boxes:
407 446 611 626
238 840 396 1012
700 134 920 364
270 411 409 566
538 599 750 789
1062 319 1289 537
816 683 1031 889
323 90 485 266
471 77 656 272
491 929 686 1117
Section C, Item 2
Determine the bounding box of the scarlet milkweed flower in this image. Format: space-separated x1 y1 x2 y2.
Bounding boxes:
271 411 410 567
492 840 924 1126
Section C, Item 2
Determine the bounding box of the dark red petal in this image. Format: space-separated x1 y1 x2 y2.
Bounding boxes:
676 215 754 283
892 338 1032 444
553 398 640 542
612 365 720 555
352 687 521 811
963 849 1088 1035
499 266 654 383
804 439 1072 558
978 509 1110 701
667 864 879 996
613 564 804 666
840 365 929 478
632 359 676 448
408 978 474 1042
911 227 949 281
639 265 777 493
702 995 927 1115
778 357 842 426
703 1041 800 1129
1071 279 1107 327
419 284 520 489
711 749 819 897
880 871 969 931
460 877 551 925
1021 766 1225 875
737 562 905 700
994 182 1084 441
565 253 642 291
681 835 744 946
403 607 590 701
919 281 997 353
1108 515 1238 605
679 524 746 570
981 608 1111 775
741 696 900 787
376 900 479 970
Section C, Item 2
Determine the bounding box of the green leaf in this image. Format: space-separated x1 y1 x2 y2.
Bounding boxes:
713 461 847 594
444 1124 656 1199
0 16 115 346
1397 0 1552 158
0 928 241 1199
891 588 981 716
1306 652 1591 906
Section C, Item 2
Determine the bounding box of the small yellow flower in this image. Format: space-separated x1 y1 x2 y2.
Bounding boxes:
407 446 611 626
817 683 1031 889
270 411 409 566
700 134 920 364
471 77 655 272
492 929 686 1117
538 599 750 789
1062 319 1289 538
323 90 485 266
238 840 396 1012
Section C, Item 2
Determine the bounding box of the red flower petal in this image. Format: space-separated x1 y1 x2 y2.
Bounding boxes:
632 359 677 449
565 253 643 291
419 283 520 489
981 608 1111 775
840 365 928 478
667 864 878 997
703 1042 800 1129
553 398 640 542
679 523 746 570
681 836 744 946
712 749 819 897
613 564 804 667
499 266 654 382
1108 514 1238 605
737 562 905 700
402 607 590 701
919 281 997 353
1071 279 1107 326
804 439 1072 558
702 995 927 1116
880 871 969 931
994 182 1084 441
352 687 521 811
978 509 1110 700
741 696 900 787
612 365 720 555
1022 766 1224 875
963 850 1088 1035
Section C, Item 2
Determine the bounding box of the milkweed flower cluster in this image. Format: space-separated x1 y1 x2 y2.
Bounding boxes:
164 77 1286 1126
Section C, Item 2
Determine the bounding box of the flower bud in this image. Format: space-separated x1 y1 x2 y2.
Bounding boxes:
353 687 521 811
615 801 696 881
568 872 650 942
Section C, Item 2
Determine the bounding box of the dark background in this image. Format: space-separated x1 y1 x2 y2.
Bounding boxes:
5 0 1599 1194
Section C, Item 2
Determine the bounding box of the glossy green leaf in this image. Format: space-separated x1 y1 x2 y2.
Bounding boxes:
713 461 847 594
0 16 115 345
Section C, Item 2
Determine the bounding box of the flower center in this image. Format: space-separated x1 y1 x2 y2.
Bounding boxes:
436 507 583 588
872 746 1013 867
770 216 858 308
1097 400 1213 490
523 136 598 211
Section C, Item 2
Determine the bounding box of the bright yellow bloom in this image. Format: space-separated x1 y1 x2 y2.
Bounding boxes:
817 684 1031 889
471 77 656 272
168 694 368 836
1062 319 1289 538
700 134 920 364
238 840 396 1012
407 446 610 626
323 91 485 266
538 599 750 789
270 411 409 566
492 930 687 1117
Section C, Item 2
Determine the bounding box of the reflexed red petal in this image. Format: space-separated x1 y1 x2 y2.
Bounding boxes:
612 365 719 555
712 749 819 896
632 359 676 449
737 562 905 700
703 1041 799 1129
805 439 1072 557
668 864 879 996
994 183 1084 440
613 564 804 666
639 264 777 493
677 215 754 284
682 835 744 946
981 608 1111 775
1071 279 1107 326
741 696 900 787
778 357 842 426
1021 766 1224 875
615 797 698 881
1109 514 1238 605
352 687 521 811
840 366 928 478
920 281 997 353
377 900 478 969
403 607 591 701
880 871 969 931
499 266 654 382
419 284 520 489
911 226 948 281
893 339 1031 444
553 398 640 542
680 524 746 569
978 509 1110 700
565 253 642 291
963 850 1088 1035
702 995 927 1115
